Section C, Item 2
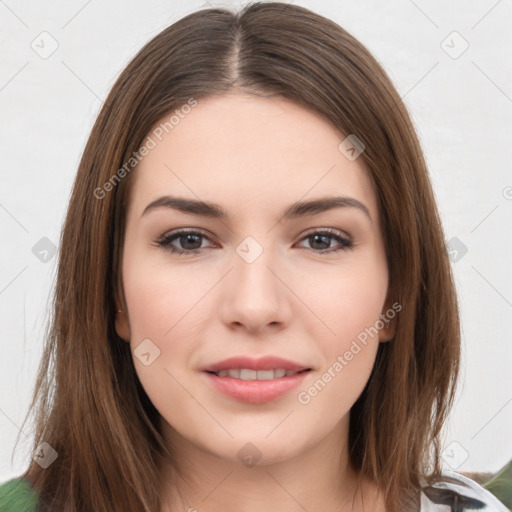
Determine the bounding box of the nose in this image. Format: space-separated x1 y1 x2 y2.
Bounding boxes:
219 244 292 334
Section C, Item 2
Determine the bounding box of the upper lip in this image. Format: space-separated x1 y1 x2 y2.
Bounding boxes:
201 356 311 373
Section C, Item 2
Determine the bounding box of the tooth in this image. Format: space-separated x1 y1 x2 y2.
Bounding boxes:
217 369 299 380
256 370 275 380
239 369 257 380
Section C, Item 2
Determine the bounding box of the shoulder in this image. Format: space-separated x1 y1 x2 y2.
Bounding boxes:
0 477 39 512
420 470 509 511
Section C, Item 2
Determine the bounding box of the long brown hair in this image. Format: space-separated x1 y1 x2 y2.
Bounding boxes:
16 3 460 510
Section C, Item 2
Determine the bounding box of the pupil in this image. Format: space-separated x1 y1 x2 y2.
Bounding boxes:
311 234 329 249
181 234 201 250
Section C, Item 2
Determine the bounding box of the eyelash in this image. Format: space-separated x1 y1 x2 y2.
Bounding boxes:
155 228 353 256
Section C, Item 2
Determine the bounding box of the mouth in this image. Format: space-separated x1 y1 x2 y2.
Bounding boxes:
201 356 313 403
205 368 311 380
201 355 311 374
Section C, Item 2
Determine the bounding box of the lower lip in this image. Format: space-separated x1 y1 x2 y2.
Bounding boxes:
203 371 310 404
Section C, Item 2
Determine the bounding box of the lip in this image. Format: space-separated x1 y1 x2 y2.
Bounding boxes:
201 356 310 373
203 370 310 404
201 356 312 404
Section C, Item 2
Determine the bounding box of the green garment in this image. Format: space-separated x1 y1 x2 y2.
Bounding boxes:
0 477 38 512
484 459 512 510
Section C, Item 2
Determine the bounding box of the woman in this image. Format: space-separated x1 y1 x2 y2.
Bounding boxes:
0 3 507 511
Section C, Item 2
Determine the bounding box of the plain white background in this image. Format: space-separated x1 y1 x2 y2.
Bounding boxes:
1 0 511 481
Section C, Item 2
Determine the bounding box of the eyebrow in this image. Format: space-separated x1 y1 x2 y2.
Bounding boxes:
140 195 371 221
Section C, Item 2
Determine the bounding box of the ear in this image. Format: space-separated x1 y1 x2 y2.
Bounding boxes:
378 299 400 343
115 304 131 342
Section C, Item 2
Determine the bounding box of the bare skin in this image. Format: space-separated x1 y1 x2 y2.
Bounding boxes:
116 93 393 511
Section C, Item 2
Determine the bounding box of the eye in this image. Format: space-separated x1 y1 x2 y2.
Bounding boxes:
155 229 214 255
155 227 353 256
296 228 353 254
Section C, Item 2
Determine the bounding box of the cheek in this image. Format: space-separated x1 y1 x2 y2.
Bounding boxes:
299 251 388 345
296 342 378 435
121 247 219 398
295 272 385 420
295 253 387 400
122 246 213 342
331 274 387 344
122 256 209 429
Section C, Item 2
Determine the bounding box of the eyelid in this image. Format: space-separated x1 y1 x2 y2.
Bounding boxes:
155 226 354 255
296 227 353 252
156 227 216 247
301 226 351 241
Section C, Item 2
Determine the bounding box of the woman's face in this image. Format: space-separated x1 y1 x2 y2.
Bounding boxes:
116 93 393 467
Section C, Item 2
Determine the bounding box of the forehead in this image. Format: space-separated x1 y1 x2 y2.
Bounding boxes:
128 93 378 221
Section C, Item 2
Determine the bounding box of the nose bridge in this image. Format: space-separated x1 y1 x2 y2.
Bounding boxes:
221 234 289 330
233 234 280 299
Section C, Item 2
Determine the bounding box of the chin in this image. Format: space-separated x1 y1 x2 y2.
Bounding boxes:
197 423 320 467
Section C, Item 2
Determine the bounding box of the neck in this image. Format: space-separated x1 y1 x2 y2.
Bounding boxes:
158 417 384 512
